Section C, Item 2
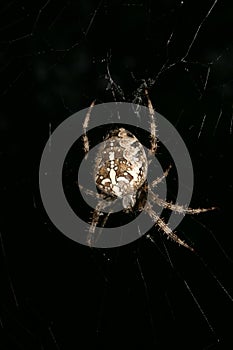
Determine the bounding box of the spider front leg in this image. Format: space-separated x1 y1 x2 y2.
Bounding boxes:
145 88 157 156
145 202 194 251
83 100 95 159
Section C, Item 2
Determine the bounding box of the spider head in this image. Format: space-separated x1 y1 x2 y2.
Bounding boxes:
122 194 137 209
109 178 137 209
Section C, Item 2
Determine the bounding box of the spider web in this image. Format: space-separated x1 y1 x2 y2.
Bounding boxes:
0 0 233 348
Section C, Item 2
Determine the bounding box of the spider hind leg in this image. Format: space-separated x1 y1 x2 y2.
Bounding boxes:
150 191 216 215
145 202 194 251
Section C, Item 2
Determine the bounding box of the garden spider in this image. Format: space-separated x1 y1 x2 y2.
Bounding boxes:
81 91 215 251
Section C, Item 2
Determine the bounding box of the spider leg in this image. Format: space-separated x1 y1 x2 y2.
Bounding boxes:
78 183 106 200
83 100 95 159
87 199 114 246
92 207 115 245
145 201 194 251
149 190 216 214
151 165 172 188
145 88 157 155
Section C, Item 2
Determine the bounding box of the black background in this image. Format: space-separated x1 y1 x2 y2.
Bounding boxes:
0 0 233 349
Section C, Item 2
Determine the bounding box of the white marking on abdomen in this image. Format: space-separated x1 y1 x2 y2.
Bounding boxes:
109 169 116 185
128 169 139 181
117 177 129 183
101 178 111 185
109 151 114 160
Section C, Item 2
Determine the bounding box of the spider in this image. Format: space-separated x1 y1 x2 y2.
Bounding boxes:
80 91 215 251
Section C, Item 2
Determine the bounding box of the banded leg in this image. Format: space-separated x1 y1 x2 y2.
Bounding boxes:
151 165 172 188
78 183 106 200
87 199 115 246
145 202 194 251
83 101 95 159
145 89 157 155
149 191 216 215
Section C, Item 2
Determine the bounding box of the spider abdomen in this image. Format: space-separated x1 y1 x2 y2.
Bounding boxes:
95 128 148 207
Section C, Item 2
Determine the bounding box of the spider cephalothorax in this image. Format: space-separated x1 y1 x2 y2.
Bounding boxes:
94 128 148 209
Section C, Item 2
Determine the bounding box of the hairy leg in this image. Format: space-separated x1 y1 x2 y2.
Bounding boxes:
149 190 216 215
78 183 106 200
145 201 194 251
87 199 114 246
145 88 157 155
151 165 172 188
83 100 95 159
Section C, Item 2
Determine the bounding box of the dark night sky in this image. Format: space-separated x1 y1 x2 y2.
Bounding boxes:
0 0 233 349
